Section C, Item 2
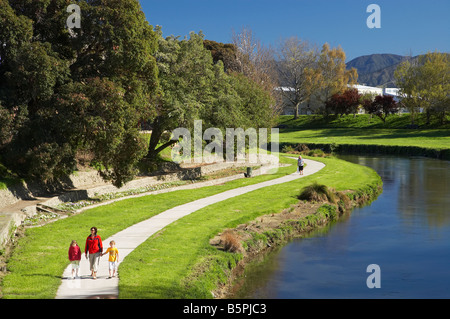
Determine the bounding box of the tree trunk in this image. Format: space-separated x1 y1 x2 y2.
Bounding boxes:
146 118 164 160
294 102 300 119
145 117 179 160
411 110 416 126
426 109 431 125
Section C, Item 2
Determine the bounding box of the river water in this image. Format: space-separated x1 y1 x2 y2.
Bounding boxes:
232 155 450 299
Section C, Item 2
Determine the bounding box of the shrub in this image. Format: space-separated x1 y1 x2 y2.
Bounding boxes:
307 149 325 157
295 144 310 153
221 230 243 253
297 182 336 203
281 145 296 154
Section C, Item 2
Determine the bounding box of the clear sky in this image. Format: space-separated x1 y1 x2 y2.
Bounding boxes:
139 0 450 62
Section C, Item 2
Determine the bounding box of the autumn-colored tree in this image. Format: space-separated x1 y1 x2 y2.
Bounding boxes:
325 89 361 117
277 40 357 118
363 95 399 123
395 51 450 125
310 43 358 108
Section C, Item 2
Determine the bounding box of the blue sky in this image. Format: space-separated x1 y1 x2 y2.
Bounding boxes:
139 0 449 62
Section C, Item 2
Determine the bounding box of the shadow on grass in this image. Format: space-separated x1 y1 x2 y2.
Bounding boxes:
281 128 450 140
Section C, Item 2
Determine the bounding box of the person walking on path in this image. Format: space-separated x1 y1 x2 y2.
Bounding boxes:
68 240 82 279
102 240 119 279
298 156 305 175
85 227 103 280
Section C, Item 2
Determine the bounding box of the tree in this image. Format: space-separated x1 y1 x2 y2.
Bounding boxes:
228 72 276 130
415 52 450 125
363 95 399 123
276 37 318 119
394 58 421 125
325 89 361 117
0 0 159 187
145 30 218 160
311 43 358 108
203 40 240 73
147 29 277 161
395 52 450 125
231 27 281 114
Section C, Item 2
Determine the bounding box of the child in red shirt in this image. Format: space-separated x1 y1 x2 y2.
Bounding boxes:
68 240 82 279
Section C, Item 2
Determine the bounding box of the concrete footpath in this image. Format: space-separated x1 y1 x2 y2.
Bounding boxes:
55 159 325 299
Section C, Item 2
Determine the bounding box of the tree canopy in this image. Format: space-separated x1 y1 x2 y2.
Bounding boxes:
0 0 159 187
395 52 450 125
146 30 276 160
0 1 278 186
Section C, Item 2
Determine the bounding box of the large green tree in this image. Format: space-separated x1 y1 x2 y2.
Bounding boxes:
145 30 217 160
147 29 276 161
0 0 159 187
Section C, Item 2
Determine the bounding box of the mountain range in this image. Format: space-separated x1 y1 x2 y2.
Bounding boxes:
346 53 413 88
277 52 447 89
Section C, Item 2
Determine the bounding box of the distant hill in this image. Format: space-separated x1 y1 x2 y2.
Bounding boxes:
346 53 413 88
277 52 447 89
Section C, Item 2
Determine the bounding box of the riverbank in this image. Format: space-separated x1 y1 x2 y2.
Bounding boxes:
1 155 381 299
228 155 450 299
210 176 382 298
114 155 381 299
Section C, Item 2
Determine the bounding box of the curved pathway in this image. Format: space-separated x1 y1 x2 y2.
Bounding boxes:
55 159 325 299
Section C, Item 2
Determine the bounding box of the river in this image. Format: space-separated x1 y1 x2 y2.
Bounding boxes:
232 155 450 299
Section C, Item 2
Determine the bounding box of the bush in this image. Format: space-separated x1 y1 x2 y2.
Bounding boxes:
297 182 336 203
307 149 325 157
221 230 243 253
281 145 297 154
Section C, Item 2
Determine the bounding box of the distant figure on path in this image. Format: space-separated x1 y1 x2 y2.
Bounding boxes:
68 240 82 279
298 156 305 175
85 227 103 279
102 240 119 279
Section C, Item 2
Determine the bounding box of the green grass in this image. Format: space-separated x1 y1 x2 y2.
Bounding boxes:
117 156 381 299
1 155 291 299
1 155 381 299
278 114 450 129
279 128 450 150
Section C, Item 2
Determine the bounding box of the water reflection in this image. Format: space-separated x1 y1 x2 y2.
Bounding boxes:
232 156 450 299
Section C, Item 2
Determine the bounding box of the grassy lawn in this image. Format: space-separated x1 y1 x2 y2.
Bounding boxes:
1 155 381 299
117 156 381 299
277 115 450 151
1 155 293 299
278 114 450 129
279 128 450 150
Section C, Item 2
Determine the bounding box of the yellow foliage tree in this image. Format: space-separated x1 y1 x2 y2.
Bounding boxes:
308 43 358 111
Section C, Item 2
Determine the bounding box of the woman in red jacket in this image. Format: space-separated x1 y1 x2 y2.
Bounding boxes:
68 240 82 279
85 227 103 279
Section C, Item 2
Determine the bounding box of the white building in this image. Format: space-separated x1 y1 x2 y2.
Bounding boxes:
350 84 383 96
278 84 403 115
